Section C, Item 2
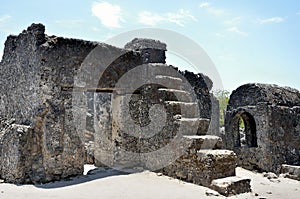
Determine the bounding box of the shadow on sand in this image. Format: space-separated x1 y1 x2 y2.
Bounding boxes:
33 167 130 189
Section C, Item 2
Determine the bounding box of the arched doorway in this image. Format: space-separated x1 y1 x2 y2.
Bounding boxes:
233 112 257 148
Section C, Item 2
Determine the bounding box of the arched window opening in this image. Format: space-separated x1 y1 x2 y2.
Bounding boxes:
239 117 246 147
234 112 257 148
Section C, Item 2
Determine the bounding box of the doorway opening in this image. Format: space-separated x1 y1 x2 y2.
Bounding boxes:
234 112 257 148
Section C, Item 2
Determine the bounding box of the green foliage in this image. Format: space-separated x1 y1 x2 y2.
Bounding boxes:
239 117 245 129
213 90 230 127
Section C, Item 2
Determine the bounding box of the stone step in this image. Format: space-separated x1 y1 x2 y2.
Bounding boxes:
197 149 237 181
155 75 183 90
176 117 210 135
165 101 199 118
210 176 251 196
85 130 94 142
182 135 222 150
147 63 182 77
197 118 210 135
281 164 300 181
157 88 195 102
176 118 200 135
162 149 237 187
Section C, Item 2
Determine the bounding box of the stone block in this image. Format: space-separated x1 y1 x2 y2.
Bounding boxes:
210 176 251 196
0 124 33 183
155 76 183 90
165 101 199 118
281 164 300 181
162 149 237 187
183 135 222 151
124 38 166 64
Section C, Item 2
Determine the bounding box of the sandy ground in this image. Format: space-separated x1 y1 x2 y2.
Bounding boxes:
0 165 299 199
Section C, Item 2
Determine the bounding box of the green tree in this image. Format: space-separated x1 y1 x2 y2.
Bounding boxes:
213 90 230 127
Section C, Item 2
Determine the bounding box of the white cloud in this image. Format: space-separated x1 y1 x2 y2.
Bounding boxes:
199 2 210 8
0 15 11 24
225 17 242 26
207 7 225 16
297 11 300 15
91 1 123 28
138 9 196 27
138 11 165 26
199 2 225 16
258 17 285 24
0 15 12 33
227 27 248 36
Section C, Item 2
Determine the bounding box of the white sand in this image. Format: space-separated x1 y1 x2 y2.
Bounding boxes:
0 166 299 199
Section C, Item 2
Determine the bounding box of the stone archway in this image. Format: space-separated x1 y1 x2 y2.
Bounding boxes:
231 111 257 148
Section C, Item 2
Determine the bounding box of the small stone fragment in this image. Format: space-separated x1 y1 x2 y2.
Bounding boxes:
205 189 220 196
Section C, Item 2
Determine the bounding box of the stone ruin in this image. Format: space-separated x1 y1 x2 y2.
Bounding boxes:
224 83 300 174
1 23 299 195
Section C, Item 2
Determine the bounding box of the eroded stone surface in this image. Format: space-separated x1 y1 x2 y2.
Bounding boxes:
0 23 228 189
161 149 236 187
0 123 33 183
124 38 166 64
281 164 300 181
210 176 251 196
225 83 300 173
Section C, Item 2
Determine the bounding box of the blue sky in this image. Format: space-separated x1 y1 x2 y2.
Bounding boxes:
0 0 299 91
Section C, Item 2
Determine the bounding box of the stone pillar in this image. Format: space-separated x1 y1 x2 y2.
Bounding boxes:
208 94 220 136
111 93 143 169
94 93 114 167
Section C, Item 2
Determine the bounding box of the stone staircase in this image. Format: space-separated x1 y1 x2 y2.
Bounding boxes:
90 63 251 196
152 69 251 196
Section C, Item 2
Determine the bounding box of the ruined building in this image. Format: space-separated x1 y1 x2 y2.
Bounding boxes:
0 23 251 196
225 83 300 173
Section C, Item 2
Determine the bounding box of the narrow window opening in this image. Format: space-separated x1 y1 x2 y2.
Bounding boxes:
234 112 257 148
239 117 246 147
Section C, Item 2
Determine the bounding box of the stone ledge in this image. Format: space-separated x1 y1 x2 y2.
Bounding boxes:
183 135 222 150
281 164 300 181
210 176 251 196
161 149 237 187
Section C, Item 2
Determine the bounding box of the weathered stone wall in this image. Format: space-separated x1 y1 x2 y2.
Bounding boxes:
91 38 215 169
0 23 218 184
225 83 300 173
268 105 300 166
226 83 300 109
0 122 33 183
0 23 134 183
180 70 212 119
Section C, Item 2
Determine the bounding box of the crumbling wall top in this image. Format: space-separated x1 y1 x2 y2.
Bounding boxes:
228 83 300 110
124 38 167 51
21 23 46 46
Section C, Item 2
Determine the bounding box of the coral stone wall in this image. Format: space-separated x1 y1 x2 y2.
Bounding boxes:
0 23 217 183
225 83 300 173
0 23 99 183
